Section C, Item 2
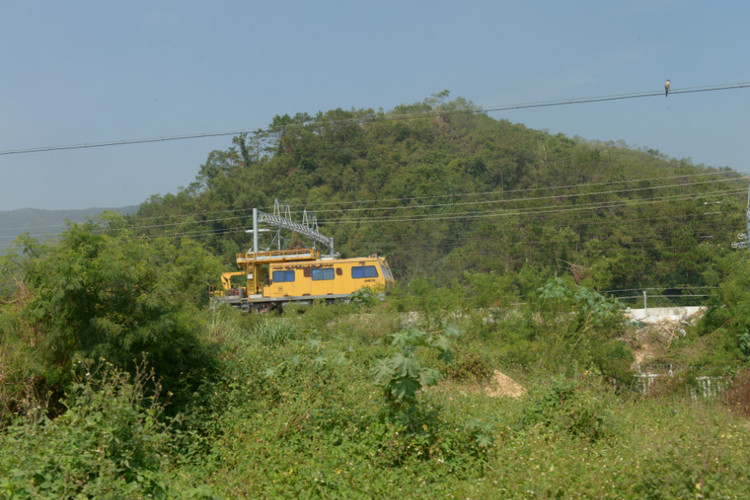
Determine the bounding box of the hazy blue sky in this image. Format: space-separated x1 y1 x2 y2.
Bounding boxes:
1 0 748 210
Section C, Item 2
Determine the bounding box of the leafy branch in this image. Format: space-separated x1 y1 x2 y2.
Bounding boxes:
371 328 454 419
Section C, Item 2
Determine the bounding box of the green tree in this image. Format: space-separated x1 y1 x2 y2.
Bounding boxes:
7 215 221 404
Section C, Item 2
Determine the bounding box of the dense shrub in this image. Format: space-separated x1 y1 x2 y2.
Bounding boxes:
0 363 213 498
372 328 453 419
443 348 493 383
697 252 750 366
536 277 625 342
349 286 382 311
517 376 609 442
1 217 222 411
590 339 635 389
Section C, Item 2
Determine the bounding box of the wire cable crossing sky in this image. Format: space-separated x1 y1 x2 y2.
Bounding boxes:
2 1 749 210
2 81 748 158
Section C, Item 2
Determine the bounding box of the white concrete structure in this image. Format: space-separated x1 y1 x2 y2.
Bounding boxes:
624 306 704 325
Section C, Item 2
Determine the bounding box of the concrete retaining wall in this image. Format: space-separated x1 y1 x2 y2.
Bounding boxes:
624 306 705 325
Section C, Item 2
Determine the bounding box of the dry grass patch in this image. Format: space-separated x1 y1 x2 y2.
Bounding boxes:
431 369 526 399
483 370 526 398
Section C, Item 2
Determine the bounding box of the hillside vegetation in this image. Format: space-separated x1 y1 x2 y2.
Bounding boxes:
2 94 750 498
135 93 744 295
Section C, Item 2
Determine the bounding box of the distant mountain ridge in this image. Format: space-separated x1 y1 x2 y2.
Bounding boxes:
0 206 138 249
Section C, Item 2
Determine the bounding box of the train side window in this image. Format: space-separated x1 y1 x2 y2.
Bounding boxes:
311 268 335 281
352 265 378 279
272 270 295 282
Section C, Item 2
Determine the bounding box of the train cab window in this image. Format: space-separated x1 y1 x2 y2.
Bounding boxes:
272 270 295 282
379 264 393 281
352 265 378 279
311 268 335 281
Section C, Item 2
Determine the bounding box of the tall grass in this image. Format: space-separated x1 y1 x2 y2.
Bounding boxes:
4 289 750 497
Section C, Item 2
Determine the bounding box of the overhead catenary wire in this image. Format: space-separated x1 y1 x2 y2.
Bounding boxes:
8 206 737 249
0 211 736 245
1 171 743 235
40 220 729 251
318 190 749 224
136 227 736 253
304 177 748 215
4 196 738 245
1 81 749 157
29 196 740 258
601 286 720 293
480 81 750 113
102 170 750 221
296 171 743 210
2 83 747 241
1 188 741 244
609 294 712 299
1 183 745 242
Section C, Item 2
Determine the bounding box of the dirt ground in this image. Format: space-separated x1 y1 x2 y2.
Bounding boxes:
483 370 526 398
432 369 526 399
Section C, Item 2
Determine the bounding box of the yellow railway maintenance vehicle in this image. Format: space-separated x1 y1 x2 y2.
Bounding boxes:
210 202 394 312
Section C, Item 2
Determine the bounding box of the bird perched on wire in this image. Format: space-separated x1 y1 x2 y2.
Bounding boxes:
665 79 671 97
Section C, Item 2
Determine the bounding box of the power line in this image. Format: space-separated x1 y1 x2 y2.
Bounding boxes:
1 170 741 234
307 177 747 214
0 130 248 156
4 211 737 247
1 182 743 243
297 171 741 209
29 194 737 244
12 206 736 254
128 170 745 221
601 287 720 293
2 81 749 157
481 81 750 113
319 189 748 224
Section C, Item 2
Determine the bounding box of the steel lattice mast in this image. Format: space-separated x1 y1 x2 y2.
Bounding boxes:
251 200 335 257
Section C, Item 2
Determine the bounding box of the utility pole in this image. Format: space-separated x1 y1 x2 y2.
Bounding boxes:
731 184 750 252
253 207 258 254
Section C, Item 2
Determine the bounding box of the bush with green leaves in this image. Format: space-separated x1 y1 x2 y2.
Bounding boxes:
372 328 453 419
463 271 518 309
443 348 493 383
1 216 222 410
349 286 382 311
0 363 185 498
590 339 635 389
533 277 625 367
537 277 624 339
517 376 609 442
368 327 467 464
698 252 750 365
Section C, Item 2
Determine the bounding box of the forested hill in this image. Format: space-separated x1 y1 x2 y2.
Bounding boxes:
134 94 747 297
